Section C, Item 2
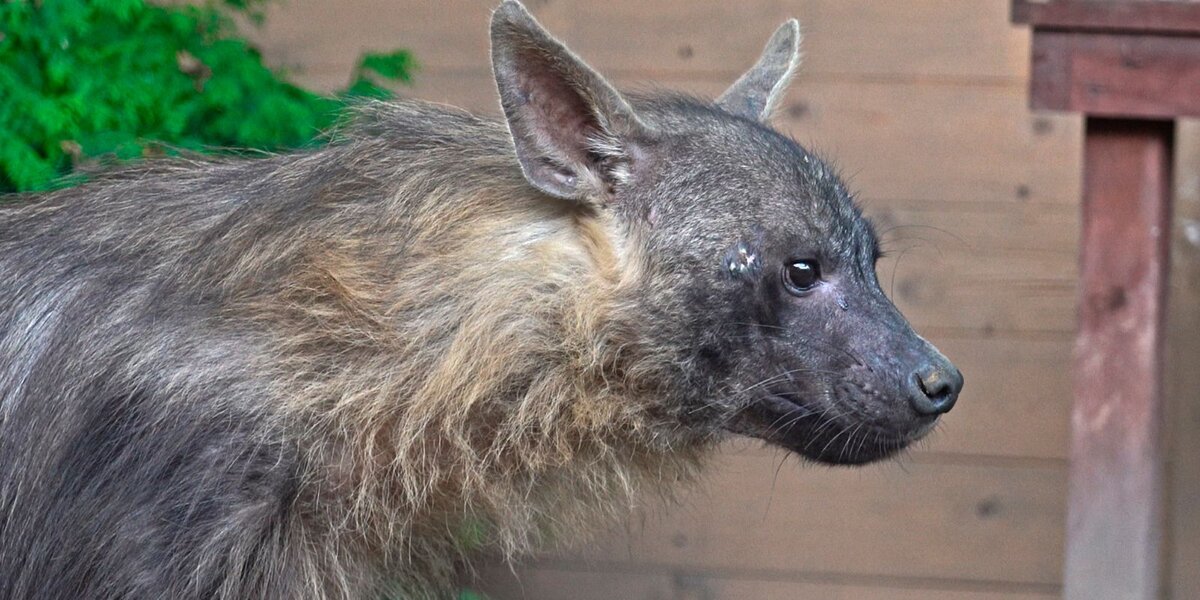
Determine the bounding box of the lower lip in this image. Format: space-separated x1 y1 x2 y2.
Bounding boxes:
756 394 939 442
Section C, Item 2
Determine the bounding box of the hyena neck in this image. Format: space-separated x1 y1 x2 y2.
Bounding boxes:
256 101 711 589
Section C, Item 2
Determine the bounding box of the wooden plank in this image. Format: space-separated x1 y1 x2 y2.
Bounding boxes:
1014 0 1200 35
238 0 543 83
562 0 1027 80
1064 118 1173 600
886 246 1074 335
874 201 1077 335
749 79 1081 210
250 0 1028 82
802 0 1028 82
1030 30 1200 119
549 453 1066 586
550 0 796 77
1166 118 1200 600
472 565 1060 600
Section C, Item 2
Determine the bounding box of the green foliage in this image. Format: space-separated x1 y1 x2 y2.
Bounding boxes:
0 0 414 193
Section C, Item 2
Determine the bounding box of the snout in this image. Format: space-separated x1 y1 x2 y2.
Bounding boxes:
906 356 964 416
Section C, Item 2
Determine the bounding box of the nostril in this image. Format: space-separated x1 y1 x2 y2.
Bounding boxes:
919 371 951 401
915 373 932 397
909 364 962 416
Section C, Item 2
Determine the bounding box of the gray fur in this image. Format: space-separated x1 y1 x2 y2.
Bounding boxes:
0 2 960 598
716 19 802 121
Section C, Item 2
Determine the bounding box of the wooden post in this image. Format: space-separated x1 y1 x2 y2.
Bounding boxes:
1067 118 1173 600
1012 2 1200 595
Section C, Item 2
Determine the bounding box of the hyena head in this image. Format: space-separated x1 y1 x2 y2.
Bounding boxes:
491 1 963 465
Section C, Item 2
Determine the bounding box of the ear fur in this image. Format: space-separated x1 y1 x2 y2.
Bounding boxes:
490 0 652 203
716 19 802 122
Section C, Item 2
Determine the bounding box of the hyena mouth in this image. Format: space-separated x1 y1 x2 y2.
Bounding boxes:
730 390 923 465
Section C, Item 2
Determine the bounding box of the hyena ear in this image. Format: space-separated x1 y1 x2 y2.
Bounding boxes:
716 19 802 122
490 0 653 203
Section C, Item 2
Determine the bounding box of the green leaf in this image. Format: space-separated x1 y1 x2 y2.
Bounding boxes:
357 49 415 83
0 0 414 194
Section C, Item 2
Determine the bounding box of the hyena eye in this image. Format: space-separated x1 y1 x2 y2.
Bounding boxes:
783 260 821 295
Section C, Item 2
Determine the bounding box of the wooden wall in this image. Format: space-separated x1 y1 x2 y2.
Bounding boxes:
245 2 1199 598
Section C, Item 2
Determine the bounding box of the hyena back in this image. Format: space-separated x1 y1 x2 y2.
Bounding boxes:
0 2 961 598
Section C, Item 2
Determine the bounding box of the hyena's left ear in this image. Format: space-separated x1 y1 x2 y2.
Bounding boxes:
490 0 653 203
716 19 802 122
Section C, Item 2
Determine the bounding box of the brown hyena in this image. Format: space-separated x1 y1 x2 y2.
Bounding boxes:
0 2 962 598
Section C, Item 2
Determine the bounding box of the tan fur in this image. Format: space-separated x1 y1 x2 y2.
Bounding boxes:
0 7 953 597
199 111 710 596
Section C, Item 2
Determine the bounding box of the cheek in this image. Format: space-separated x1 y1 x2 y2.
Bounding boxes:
777 288 850 347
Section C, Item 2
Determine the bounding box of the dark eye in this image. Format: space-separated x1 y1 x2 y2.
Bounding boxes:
782 260 821 294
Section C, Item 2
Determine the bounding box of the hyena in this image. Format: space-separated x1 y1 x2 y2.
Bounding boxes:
0 2 962 598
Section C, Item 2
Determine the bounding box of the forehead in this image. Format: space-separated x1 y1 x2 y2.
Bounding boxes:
637 96 878 263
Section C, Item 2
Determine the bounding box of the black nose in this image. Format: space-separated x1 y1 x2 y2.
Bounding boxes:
907 361 963 416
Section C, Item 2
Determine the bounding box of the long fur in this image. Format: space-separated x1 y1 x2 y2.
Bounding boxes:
0 101 708 599
0 6 930 596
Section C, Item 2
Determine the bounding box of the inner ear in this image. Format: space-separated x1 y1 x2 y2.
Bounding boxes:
508 45 615 185
490 1 651 203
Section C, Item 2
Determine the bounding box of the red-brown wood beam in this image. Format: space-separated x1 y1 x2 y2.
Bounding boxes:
1014 0 1200 35
1067 118 1173 600
1031 32 1200 119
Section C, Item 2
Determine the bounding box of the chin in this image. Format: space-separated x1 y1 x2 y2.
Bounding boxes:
726 393 936 466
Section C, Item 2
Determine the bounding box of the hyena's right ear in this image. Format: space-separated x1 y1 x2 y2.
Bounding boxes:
490 0 653 204
716 19 802 122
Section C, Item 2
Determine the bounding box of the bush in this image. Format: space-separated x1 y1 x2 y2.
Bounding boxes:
0 0 414 193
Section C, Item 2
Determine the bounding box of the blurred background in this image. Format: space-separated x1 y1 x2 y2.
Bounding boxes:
3 1 1198 599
